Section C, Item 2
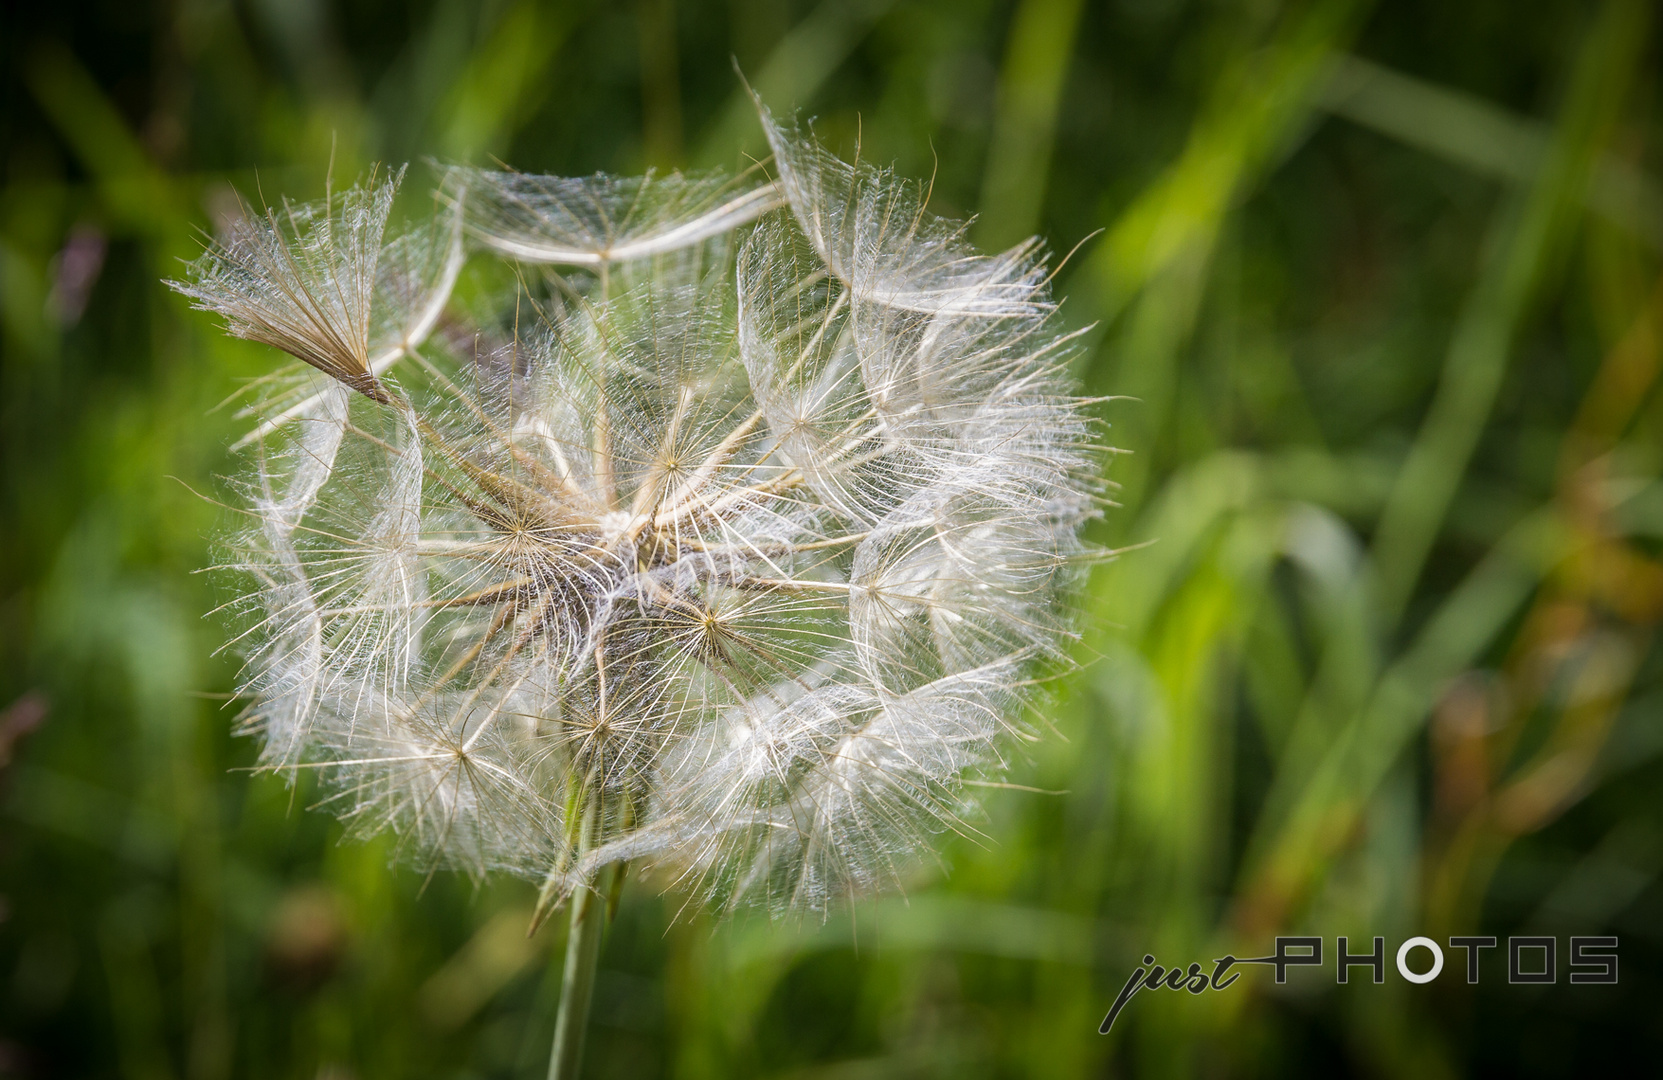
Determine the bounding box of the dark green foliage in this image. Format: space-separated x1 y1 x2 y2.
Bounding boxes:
3 0 1662 1075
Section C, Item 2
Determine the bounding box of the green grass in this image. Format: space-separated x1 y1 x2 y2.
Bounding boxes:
4 0 1662 1076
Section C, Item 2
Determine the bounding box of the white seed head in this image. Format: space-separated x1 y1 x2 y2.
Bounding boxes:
180 107 1102 917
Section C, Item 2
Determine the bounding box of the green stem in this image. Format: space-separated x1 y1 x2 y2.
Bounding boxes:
546 862 614 1080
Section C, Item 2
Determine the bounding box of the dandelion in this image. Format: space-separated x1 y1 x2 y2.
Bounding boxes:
174 102 1101 1078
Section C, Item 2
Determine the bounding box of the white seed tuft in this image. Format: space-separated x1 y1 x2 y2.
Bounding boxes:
181 113 1103 917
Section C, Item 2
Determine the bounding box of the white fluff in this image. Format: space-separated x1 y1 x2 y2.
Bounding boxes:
177 111 1101 916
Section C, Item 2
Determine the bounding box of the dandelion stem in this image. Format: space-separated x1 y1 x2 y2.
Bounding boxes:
546 862 614 1080
547 783 619 1080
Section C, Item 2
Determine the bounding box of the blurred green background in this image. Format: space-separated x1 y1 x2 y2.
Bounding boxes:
4 0 1663 1075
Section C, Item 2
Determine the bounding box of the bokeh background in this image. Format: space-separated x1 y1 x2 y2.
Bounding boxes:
4 0 1663 1075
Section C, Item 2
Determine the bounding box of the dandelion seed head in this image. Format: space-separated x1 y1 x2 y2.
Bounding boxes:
182 108 1105 917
